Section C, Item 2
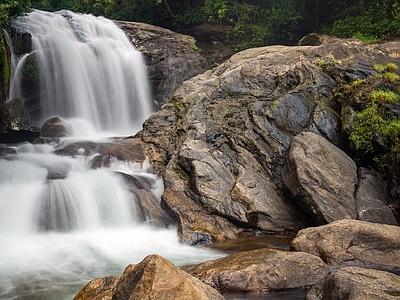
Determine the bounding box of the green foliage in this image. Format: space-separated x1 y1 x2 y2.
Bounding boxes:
350 87 400 153
326 0 400 43
224 0 304 50
1 0 31 94
349 104 387 152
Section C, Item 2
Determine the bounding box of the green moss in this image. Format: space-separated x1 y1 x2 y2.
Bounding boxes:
351 78 366 87
373 64 386 73
370 90 400 103
22 55 40 78
315 58 325 68
385 63 398 73
382 71 399 83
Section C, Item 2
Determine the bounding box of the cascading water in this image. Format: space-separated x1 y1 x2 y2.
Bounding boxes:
0 10 223 300
9 9 152 136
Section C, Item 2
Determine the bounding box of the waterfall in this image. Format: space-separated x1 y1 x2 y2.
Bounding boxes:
0 10 223 300
9 9 152 136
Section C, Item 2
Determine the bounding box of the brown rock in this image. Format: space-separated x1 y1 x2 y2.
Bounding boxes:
291 219 400 274
188 248 329 294
305 267 400 300
41 116 71 138
112 255 224 300
73 276 119 300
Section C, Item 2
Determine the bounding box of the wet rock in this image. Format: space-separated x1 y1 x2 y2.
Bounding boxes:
117 172 174 227
188 248 329 294
118 22 212 107
0 97 40 143
41 117 72 138
356 167 398 225
73 276 119 300
74 255 225 300
291 219 400 274
282 132 357 224
305 267 400 300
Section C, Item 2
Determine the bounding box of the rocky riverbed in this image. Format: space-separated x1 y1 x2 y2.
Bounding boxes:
3 19 400 299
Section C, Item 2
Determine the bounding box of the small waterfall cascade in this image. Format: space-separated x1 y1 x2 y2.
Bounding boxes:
0 10 224 300
9 9 152 135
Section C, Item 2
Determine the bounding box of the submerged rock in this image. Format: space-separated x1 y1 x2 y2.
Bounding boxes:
41 116 72 138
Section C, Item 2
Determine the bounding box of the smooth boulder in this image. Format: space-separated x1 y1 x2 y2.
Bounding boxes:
305 267 400 300
291 219 400 274
282 131 358 223
188 248 329 294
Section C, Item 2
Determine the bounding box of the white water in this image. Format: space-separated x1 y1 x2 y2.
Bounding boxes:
9 9 152 135
1 10 224 300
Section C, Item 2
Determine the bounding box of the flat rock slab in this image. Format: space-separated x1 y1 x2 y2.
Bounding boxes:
291 219 400 274
187 248 329 294
305 267 400 300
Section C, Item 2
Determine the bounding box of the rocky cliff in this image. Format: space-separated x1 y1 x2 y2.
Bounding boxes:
132 38 400 245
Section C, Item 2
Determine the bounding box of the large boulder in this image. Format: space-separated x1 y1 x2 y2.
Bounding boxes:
282 131 358 224
0 97 40 143
187 248 329 294
137 39 400 244
290 219 400 274
305 267 400 300
74 255 225 300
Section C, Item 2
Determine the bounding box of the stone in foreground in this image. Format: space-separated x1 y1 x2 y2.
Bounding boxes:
291 219 400 274
73 255 224 300
188 248 328 294
305 267 400 300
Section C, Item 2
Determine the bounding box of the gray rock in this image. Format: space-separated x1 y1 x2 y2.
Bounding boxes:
305 267 400 300
117 22 212 106
356 167 398 225
188 248 329 294
282 132 357 224
291 219 400 274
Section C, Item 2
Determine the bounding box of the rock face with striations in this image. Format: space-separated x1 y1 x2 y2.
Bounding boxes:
282 131 358 224
136 39 400 244
117 21 214 107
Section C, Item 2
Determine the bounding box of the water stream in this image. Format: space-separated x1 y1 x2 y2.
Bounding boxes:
1 10 224 300
1 9 306 300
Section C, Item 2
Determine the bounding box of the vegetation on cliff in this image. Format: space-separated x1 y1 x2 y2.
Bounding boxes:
27 0 400 49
